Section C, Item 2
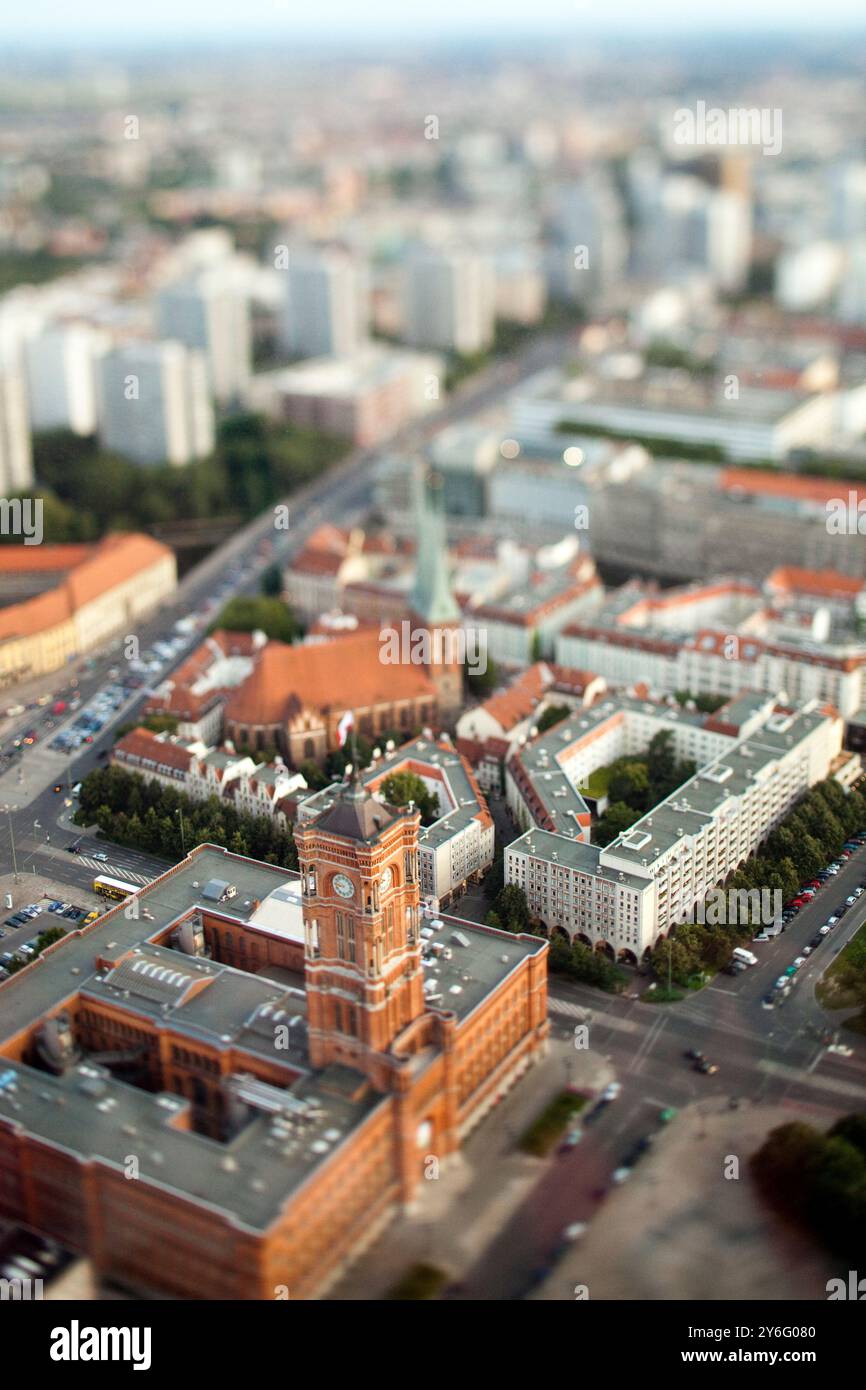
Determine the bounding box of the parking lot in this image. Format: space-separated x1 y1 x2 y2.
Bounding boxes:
0 870 102 980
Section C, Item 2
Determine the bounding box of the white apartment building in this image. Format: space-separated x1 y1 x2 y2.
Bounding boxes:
23 323 107 435
279 249 368 360
0 354 33 494
506 698 843 960
157 271 251 405
635 175 752 294
546 173 628 302
556 622 866 719
403 248 496 356
97 340 215 466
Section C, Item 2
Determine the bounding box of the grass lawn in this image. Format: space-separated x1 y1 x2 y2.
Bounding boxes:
644 985 687 1004
518 1090 587 1157
815 922 866 1012
582 765 615 798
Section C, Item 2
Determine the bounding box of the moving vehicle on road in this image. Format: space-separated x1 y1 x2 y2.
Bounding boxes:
695 1059 719 1075
732 947 758 967
92 875 138 901
559 1127 583 1153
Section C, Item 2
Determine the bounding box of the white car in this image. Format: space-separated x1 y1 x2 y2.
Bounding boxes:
602 1082 622 1102
827 1044 854 1057
611 1167 631 1184
561 1222 588 1242
792 956 807 970
774 975 789 990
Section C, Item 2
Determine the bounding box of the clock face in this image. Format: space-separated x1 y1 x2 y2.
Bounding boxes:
380 867 392 894
333 873 354 899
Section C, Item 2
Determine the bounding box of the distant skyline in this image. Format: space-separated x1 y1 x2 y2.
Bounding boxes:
2 0 866 46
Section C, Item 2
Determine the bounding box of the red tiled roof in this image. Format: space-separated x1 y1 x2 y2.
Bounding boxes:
0 544 93 573
765 565 864 601
113 727 194 773
224 631 435 726
720 468 866 506
0 533 173 643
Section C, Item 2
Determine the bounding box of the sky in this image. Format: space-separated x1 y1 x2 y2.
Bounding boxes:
2 0 866 45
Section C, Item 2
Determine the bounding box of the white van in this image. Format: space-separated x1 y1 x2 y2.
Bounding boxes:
732 947 758 967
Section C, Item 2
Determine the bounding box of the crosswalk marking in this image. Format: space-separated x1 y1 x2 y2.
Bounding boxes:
549 998 642 1034
76 855 153 886
758 1057 866 1100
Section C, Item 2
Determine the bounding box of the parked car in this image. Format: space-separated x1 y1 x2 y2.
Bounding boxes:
559 1127 583 1153
684 1048 704 1062
601 1082 622 1102
761 993 776 1009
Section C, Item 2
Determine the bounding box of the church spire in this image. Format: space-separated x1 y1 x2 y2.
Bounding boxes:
410 467 460 625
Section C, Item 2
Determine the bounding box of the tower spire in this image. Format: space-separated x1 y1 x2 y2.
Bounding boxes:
410 467 460 625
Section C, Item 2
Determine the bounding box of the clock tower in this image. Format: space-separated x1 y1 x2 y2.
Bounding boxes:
295 776 426 1078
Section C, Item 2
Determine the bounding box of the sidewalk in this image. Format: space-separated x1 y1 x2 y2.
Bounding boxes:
331 1038 614 1299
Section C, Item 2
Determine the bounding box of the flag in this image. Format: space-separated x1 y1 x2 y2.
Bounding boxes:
337 710 354 748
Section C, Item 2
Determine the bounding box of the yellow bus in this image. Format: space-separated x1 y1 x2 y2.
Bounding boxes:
92 875 138 901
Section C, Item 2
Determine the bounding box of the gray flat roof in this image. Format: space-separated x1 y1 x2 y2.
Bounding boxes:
0 839 544 1230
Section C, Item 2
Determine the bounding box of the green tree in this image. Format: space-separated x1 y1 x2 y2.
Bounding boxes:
381 770 439 825
594 800 639 846
536 704 571 736
491 884 531 933
467 658 500 699
608 761 650 812
211 595 300 643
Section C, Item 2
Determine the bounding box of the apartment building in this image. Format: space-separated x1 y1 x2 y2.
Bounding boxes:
403 247 496 355
506 696 843 960
557 620 866 718
456 661 607 792
0 353 32 494
111 726 308 826
97 340 215 466
279 248 369 359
